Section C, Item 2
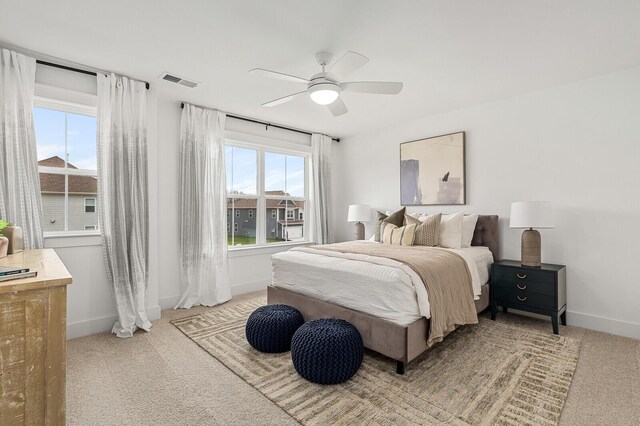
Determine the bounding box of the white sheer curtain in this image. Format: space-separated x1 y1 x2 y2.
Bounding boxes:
97 73 150 338
174 104 231 309
310 133 333 244
0 49 44 249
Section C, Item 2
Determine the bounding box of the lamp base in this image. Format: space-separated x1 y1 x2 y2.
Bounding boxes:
354 222 365 240
521 228 541 267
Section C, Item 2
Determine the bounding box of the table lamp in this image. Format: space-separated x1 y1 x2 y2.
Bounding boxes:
347 204 370 240
510 201 554 267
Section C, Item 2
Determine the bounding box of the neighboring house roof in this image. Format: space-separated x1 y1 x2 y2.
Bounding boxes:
38 156 98 194
228 190 304 210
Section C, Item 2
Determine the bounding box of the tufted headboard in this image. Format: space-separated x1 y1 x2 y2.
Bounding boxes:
471 215 500 261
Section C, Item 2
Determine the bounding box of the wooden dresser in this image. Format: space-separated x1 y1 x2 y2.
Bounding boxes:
0 249 73 425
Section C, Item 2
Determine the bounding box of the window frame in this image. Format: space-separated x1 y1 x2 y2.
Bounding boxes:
34 96 99 236
225 137 310 249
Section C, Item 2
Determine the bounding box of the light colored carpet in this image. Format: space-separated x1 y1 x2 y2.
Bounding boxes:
66 291 640 425
172 296 580 425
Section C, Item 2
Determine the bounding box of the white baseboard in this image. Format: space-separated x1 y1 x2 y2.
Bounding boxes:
159 294 181 310
67 314 118 340
231 279 269 296
158 280 269 311
567 310 640 340
501 308 640 340
67 304 162 340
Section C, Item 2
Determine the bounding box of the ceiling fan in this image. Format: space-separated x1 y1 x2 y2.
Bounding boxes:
249 51 403 116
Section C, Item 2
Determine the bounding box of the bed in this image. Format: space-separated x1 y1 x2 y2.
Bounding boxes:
267 215 499 374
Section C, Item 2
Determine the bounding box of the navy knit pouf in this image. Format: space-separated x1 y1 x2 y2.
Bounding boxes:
245 304 304 353
291 319 363 385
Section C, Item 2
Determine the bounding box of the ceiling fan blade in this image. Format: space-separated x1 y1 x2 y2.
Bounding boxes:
341 81 403 95
262 91 306 107
327 97 348 117
328 51 369 79
249 68 309 84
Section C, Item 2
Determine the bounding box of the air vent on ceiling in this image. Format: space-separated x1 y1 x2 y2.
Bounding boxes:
158 72 199 88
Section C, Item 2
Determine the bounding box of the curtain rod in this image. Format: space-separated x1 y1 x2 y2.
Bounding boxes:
180 102 340 143
35 60 150 90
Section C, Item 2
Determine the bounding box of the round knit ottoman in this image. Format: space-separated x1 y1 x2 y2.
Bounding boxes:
245 304 304 353
291 319 363 385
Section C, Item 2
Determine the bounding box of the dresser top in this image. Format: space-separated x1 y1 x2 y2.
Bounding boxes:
495 259 566 271
0 249 73 294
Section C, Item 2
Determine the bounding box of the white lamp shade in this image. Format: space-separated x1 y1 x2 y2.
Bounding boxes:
347 204 371 223
510 201 554 229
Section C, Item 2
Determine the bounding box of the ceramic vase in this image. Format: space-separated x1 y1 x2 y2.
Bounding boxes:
0 237 8 258
4 226 24 254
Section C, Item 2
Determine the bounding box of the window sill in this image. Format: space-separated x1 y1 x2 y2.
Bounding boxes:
43 231 101 248
227 241 314 258
44 231 101 238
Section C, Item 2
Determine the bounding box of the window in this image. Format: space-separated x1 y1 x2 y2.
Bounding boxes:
84 198 96 213
226 142 308 247
264 152 306 244
226 146 258 246
34 98 98 233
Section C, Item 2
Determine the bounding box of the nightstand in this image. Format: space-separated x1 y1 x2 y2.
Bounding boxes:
490 260 567 334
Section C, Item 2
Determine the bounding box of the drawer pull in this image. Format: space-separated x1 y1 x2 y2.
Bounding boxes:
516 273 527 279
517 296 528 301
516 284 527 290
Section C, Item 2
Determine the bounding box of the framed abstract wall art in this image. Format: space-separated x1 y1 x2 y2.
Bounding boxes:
400 131 465 205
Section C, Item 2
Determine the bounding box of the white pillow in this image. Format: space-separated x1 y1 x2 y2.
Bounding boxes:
439 212 464 248
461 214 479 248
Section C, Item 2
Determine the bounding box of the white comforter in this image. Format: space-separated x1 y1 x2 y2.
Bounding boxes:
271 243 493 326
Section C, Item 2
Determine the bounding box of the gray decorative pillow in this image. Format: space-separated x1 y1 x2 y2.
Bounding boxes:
404 213 441 246
374 211 388 242
374 207 405 242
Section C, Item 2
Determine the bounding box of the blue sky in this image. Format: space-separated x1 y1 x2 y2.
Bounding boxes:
33 107 97 170
226 146 304 197
32 107 304 196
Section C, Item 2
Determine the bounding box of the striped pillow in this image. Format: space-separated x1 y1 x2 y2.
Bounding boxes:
381 223 416 246
404 213 441 246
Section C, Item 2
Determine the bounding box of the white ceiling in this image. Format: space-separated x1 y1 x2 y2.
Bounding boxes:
1 0 639 138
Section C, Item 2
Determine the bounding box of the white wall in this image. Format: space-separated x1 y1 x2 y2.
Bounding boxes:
333 66 640 339
154 93 312 310
36 69 313 338
35 65 162 339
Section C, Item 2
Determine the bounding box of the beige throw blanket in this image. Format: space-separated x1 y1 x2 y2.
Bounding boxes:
308 241 478 346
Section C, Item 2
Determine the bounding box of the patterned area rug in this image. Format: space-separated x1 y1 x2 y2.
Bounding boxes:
172 297 580 425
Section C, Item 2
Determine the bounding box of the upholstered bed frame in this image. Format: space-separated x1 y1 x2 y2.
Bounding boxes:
267 215 499 374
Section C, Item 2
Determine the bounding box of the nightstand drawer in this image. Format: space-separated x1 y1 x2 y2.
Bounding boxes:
494 288 555 310
493 266 555 285
492 278 555 296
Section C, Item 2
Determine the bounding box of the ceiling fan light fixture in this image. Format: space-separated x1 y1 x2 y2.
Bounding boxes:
308 82 340 105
